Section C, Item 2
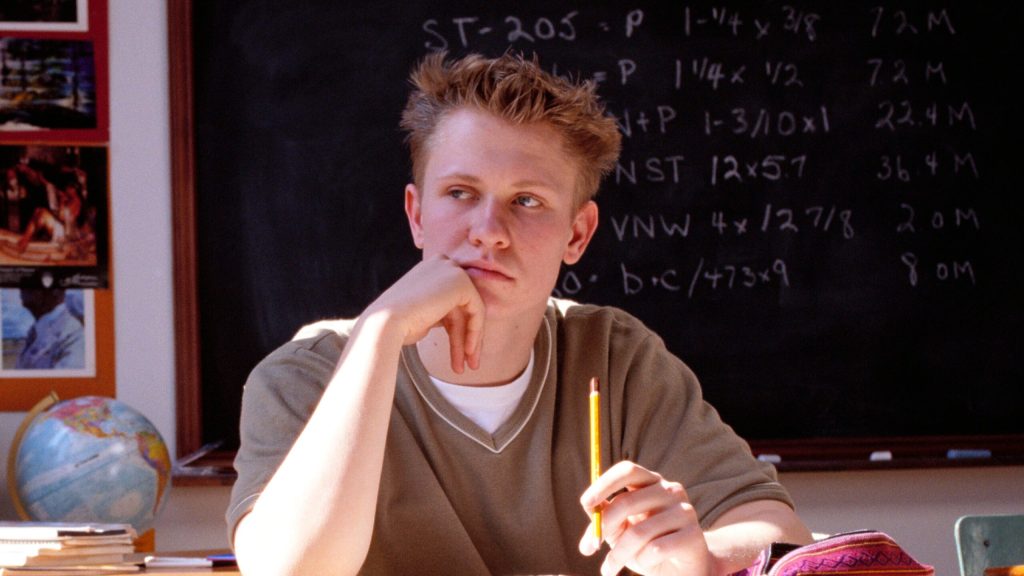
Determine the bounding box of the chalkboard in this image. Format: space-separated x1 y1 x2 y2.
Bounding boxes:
172 1 1024 467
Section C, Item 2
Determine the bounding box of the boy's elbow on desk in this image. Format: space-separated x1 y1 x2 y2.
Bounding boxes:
234 513 367 576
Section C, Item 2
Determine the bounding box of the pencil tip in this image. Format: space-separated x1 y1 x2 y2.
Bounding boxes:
590 376 599 394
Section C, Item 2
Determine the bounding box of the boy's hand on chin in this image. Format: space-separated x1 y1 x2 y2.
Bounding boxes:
365 255 485 373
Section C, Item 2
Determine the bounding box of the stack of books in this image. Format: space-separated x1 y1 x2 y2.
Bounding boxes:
0 522 139 575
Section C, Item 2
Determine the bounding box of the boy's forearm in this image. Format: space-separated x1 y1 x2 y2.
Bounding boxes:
234 257 485 574
235 313 406 576
704 500 814 576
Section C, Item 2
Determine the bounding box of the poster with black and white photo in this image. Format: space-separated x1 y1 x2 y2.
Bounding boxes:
0 287 94 377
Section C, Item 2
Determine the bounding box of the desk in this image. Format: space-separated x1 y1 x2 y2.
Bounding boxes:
985 567 1024 576
9 561 242 576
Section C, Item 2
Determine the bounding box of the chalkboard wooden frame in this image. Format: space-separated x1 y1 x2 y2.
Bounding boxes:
168 0 201 460
166 0 1024 475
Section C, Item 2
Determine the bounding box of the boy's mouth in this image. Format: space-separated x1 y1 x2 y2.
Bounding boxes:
459 260 513 281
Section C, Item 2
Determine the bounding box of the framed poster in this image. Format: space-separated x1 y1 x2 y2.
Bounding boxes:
0 144 109 288
0 0 107 141
0 1 89 33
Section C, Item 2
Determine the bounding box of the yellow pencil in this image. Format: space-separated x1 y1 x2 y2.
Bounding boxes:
589 376 602 542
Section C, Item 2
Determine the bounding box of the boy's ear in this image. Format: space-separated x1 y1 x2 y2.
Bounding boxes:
563 200 599 265
404 183 424 249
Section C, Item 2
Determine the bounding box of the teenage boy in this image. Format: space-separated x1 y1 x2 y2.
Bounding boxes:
229 52 812 576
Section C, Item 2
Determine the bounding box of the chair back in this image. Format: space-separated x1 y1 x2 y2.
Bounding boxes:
956 514 1024 576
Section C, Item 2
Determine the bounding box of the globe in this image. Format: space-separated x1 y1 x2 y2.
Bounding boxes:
8 395 172 535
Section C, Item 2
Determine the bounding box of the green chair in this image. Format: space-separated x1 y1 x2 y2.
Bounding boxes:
956 514 1024 576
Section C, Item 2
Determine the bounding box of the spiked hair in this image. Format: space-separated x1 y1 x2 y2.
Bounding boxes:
400 52 622 207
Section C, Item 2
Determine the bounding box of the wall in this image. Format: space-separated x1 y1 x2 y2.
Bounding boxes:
0 1 1020 573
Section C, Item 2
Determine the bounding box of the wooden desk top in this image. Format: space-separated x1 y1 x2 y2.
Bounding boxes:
985 566 1024 576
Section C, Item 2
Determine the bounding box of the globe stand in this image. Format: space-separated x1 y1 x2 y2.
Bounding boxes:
5 391 59 521
135 528 156 552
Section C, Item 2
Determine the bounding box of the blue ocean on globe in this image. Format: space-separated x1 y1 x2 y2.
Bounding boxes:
12 396 172 534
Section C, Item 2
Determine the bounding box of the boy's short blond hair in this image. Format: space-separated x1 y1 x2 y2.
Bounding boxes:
400 52 622 208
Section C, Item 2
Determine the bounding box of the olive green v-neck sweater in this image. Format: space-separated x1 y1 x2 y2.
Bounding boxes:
229 299 791 575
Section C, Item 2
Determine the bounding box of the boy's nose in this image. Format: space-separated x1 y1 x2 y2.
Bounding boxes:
468 199 511 249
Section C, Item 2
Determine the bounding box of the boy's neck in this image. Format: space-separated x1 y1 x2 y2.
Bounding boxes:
416 310 544 387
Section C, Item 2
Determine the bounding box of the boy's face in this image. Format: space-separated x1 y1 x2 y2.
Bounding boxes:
405 108 598 321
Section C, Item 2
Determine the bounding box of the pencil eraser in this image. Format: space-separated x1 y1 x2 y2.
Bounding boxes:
757 454 782 464
869 450 892 462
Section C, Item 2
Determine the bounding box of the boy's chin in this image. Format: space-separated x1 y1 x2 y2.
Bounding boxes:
477 292 550 320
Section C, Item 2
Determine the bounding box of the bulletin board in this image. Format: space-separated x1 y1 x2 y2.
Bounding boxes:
0 0 114 410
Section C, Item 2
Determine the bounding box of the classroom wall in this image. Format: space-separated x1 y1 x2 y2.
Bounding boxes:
0 2 1020 573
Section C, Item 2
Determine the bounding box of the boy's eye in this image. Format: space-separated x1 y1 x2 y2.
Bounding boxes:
448 188 472 199
514 195 541 208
